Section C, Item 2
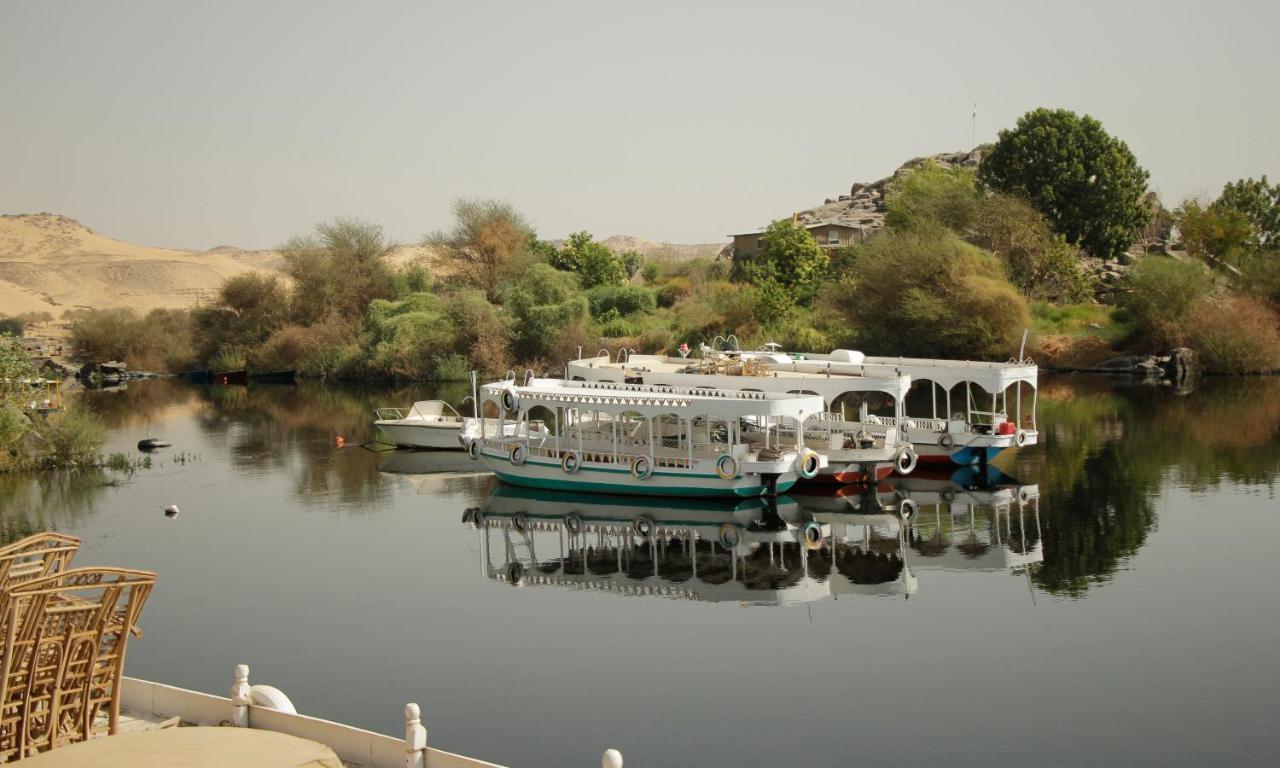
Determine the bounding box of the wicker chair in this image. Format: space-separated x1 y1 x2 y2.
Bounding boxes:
0 534 80 591
0 567 156 761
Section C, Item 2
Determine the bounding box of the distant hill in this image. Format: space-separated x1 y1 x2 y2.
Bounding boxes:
596 235 725 261
0 214 428 314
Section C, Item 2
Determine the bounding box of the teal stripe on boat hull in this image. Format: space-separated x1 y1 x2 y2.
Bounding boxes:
490 470 790 498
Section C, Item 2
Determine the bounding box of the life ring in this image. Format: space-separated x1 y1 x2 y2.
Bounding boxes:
715 454 738 480
799 520 824 550
797 449 821 480
898 498 917 518
941 488 957 503
895 446 918 475
564 513 583 534
505 562 524 583
512 512 529 532
633 515 655 537
939 433 955 450
509 444 525 466
718 523 742 549
631 455 653 480
500 389 520 413
1015 429 1027 447
561 451 581 473
467 439 481 460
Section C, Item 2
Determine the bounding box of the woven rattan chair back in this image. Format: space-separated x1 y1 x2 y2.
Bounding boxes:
0 567 155 761
0 534 79 591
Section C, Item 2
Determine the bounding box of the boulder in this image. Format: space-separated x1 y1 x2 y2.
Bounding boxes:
1161 347 1200 382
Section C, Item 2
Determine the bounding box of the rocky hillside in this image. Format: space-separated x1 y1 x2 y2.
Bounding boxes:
789 147 987 237
596 235 724 261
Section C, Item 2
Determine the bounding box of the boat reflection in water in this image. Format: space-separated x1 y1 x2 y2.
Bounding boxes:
887 466 1043 573
462 469 1042 605
377 449 490 495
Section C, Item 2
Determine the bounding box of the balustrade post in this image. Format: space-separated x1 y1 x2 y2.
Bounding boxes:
405 703 427 768
602 748 623 768
231 664 251 727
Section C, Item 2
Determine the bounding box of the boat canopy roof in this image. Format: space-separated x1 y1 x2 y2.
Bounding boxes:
482 378 825 420
567 355 912 399
783 350 1037 391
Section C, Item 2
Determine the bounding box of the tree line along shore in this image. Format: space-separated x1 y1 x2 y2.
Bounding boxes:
3 107 1280 470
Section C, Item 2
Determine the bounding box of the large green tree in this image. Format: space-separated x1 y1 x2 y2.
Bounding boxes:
1216 176 1280 249
748 219 828 304
979 108 1150 259
426 200 534 302
282 218 397 325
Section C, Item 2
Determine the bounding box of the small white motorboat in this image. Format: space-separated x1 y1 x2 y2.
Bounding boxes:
374 401 470 450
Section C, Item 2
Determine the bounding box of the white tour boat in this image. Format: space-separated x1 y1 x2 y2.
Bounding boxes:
566 352 918 483
464 378 827 497
570 344 1039 467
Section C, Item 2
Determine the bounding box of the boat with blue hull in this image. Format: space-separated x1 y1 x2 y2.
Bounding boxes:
570 345 1040 467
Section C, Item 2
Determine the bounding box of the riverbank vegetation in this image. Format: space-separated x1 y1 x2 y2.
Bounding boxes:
37 108 1280 378
1 336 105 472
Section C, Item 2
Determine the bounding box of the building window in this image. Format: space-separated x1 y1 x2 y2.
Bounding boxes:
827 230 840 245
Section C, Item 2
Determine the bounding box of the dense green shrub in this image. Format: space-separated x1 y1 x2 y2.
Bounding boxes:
635 327 674 354
885 161 981 232
655 276 692 307
69 308 198 371
972 194 1089 301
33 408 105 467
432 354 472 382
365 293 459 379
549 231 626 289
832 229 1030 359
587 285 656 319
0 318 22 336
254 317 363 378
1114 257 1212 347
506 264 588 361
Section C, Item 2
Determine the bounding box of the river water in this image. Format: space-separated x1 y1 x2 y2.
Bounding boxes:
2 376 1278 767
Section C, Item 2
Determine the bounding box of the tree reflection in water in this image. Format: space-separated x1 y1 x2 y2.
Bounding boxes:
1003 375 1280 596
3 375 1277 602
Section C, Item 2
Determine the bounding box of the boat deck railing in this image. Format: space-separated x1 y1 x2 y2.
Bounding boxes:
481 436 752 471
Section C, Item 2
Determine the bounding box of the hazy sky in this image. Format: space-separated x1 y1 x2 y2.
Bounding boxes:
2 0 1276 250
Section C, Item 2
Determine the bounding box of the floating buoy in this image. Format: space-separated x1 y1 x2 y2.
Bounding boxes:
163 504 179 519
334 436 345 448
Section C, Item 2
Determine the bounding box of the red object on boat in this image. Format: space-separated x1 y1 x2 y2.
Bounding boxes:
996 421 1016 435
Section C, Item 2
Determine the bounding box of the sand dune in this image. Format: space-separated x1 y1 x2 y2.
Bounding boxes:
0 213 713 317
0 213 277 313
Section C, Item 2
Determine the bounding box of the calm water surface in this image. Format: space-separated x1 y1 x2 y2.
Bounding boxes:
2 376 1278 767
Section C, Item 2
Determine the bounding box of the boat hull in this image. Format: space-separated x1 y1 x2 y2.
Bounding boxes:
375 421 463 450
480 450 795 498
801 462 894 485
